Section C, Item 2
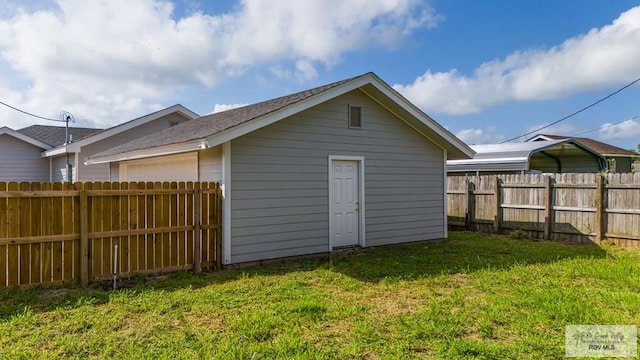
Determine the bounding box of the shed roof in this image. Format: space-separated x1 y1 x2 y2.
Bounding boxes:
87 72 474 164
447 139 606 173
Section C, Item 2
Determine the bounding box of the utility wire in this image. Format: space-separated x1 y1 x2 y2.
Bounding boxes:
570 114 640 137
0 100 63 122
500 77 640 143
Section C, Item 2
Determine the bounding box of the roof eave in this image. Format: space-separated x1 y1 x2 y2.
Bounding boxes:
85 139 205 165
600 153 638 158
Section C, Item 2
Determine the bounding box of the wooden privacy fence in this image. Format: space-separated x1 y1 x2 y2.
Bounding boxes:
0 181 222 287
447 173 640 247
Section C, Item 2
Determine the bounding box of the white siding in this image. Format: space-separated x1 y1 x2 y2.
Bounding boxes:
199 145 223 182
230 90 445 263
119 152 198 181
0 134 49 181
50 154 74 182
110 163 119 181
110 146 223 182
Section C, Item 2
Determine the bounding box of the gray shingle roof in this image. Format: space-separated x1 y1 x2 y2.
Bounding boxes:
93 73 368 158
17 125 103 147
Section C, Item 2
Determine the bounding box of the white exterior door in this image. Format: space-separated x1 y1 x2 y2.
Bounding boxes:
331 160 360 248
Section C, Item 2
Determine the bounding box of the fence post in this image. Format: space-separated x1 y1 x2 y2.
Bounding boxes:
194 186 202 273
493 177 502 233
465 179 475 230
543 176 554 240
216 183 223 270
79 185 89 287
594 175 606 243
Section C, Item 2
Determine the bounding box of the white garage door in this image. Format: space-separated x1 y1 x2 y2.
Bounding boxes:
119 152 198 182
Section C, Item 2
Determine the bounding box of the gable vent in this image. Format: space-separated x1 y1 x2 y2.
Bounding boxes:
349 105 362 129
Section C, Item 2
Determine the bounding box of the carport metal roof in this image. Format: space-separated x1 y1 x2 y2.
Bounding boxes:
447 139 607 173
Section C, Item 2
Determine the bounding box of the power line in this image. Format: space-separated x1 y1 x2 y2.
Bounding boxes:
500 77 640 143
0 100 63 122
570 114 640 137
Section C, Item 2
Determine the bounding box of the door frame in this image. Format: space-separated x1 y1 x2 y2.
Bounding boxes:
328 155 365 251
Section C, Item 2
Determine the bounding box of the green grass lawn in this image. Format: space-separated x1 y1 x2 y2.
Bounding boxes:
1 232 639 359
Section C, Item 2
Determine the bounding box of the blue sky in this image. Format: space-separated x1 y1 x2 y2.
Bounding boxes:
1 0 639 150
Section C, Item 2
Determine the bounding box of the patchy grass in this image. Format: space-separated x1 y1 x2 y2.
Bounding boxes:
1 232 639 359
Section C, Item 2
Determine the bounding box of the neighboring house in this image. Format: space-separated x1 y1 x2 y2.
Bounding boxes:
0 126 53 182
41 104 198 182
527 134 638 173
447 140 607 176
0 125 102 181
87 72 474 265
18 125 103 147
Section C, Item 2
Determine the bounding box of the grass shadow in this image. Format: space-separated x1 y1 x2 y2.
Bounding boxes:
0 231 610 320
328 231 609 283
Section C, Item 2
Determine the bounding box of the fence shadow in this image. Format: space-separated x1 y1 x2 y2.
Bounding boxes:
461 221 600 246
327 232 608 283
0 232 609 320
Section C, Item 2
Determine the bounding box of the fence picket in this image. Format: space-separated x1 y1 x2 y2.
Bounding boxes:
177 182 187 267
186 182 195 266
161 182 171 269
0 181 218 287
19 182 31 285
29 182 42 284
448 173 640 246
0 182 6 286
7 182 20 286
169 182 178 267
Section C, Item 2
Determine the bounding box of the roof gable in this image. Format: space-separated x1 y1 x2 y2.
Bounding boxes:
17 125 102 147
43 104 198 156
87 73 474 164
0 126 52 149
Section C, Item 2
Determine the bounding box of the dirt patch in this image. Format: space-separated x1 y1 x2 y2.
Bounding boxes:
39 288 85 302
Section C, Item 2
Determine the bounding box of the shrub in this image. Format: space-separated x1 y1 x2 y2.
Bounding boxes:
509 229 530 240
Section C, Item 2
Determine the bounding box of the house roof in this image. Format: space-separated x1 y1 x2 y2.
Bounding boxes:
527 134 637 157
86 72 474 164
0 126 53 149
43 104 199 157
17 125 102 147
447 139 606 173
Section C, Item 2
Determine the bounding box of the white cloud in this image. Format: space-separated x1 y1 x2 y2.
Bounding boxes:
598 119 640 140
455 126 503 145
210 103 247 114
394 6 640 115
0 0 437 128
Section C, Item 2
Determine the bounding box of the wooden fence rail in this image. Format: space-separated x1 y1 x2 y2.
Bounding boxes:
447 173 640 247
0 181 222 287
